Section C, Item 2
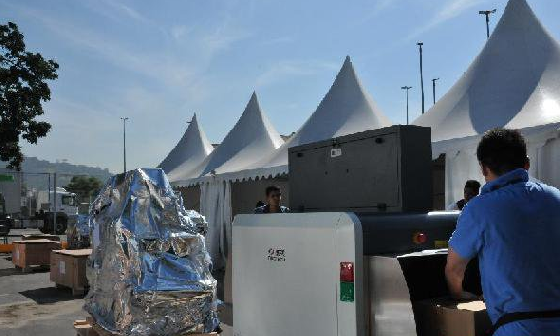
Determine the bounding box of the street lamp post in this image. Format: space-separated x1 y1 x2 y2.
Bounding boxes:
432 78 440 105
401 86 413 125
479 9 497 39
417 42 425 114
121 117 129 173
53 172 57 231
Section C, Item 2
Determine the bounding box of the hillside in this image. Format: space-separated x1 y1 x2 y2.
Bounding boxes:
1 156 113 191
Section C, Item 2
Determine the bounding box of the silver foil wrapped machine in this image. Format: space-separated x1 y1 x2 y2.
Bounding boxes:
66 214 91 249
84 168 219 335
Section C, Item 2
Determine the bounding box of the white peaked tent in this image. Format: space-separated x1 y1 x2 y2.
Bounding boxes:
177 92 284 270
257 55 391 170
414 0 560 204
219 55 392 181
190 92 283 179
161 114 213 181
177 57 392 272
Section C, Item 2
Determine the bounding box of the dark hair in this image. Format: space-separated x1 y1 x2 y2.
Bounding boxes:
464 180 481 191
476 128 527 176
265 185 281 196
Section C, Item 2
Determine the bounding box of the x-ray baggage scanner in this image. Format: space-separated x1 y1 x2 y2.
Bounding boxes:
232 126 481 336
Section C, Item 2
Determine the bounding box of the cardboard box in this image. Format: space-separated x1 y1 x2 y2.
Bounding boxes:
50 249 92 296
413 298 492 336
12 239 61 269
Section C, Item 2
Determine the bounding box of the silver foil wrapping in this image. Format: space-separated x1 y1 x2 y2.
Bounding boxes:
67 214 91 249
84 168 219 335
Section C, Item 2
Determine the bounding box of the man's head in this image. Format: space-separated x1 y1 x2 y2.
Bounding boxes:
463 180 481 202
265 185 282 208
476 128 529 182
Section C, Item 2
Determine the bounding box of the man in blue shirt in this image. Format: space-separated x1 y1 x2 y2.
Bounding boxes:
446 129 560 335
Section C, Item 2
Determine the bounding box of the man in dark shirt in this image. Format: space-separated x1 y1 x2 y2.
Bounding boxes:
254 186 290 214
447 180 481 210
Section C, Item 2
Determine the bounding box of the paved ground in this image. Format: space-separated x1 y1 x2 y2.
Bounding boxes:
0 229 233 336
0 253 85 335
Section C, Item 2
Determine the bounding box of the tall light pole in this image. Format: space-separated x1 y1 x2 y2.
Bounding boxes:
401 86 413 125
432 78 440 105
479 9 497 39
121 117 129 173
417 42 425 114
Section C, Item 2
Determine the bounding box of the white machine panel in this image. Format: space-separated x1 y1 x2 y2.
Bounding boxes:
233 212 364 336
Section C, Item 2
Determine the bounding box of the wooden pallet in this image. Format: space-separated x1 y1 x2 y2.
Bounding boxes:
74 318 219 336
14 264 50 273
56 283 88 296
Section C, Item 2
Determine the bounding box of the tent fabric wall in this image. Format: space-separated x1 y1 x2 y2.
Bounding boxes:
538 137 560 186
440 124 560 205
200 180 231 271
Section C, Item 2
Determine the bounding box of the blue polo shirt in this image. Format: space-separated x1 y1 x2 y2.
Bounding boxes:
449 168 560 336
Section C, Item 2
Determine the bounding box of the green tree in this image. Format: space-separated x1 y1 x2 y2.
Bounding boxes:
1 22 59 170
65 176 102 203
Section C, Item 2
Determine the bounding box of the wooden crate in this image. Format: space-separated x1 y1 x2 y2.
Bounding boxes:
51 249 92 296
74 318 219 336
0 243 13 253
12 239 61 272
22 234 61 242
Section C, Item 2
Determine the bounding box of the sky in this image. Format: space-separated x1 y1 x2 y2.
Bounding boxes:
2 0 560 173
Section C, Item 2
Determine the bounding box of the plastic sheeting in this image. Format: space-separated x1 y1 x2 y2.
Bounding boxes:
85 168 219 336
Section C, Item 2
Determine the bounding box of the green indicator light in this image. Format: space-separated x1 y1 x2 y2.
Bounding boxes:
340 281 354 302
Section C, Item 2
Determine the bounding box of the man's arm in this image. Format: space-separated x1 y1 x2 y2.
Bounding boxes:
445 247 477 300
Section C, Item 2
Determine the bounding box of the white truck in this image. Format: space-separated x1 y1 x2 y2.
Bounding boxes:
36 187 79 234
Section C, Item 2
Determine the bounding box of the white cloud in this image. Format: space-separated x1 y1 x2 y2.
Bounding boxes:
4 2 254 169
7 4 251 101
201 20 252 54
354 0 399 26
256 60 339 87
105 0 148 23
261 36 294 46
436 0 485 23
170 25 190 40
85 0 152 25
374 0 398 13
406 0 485 41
